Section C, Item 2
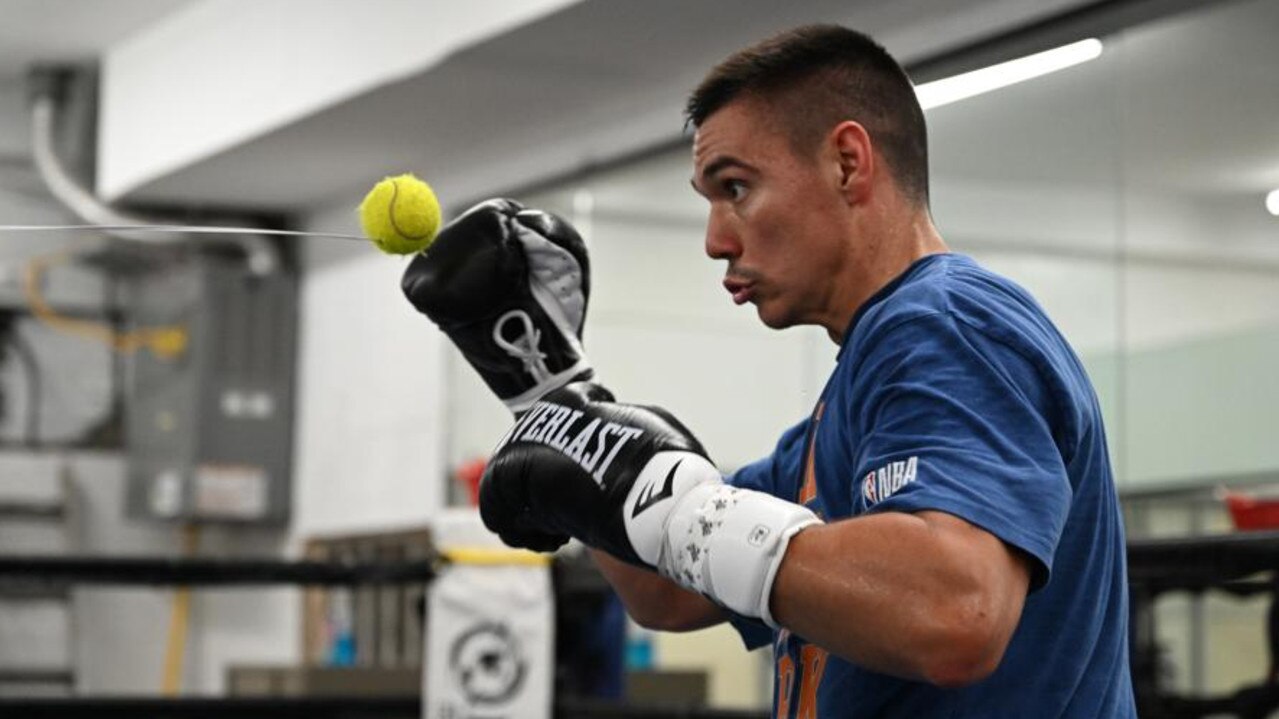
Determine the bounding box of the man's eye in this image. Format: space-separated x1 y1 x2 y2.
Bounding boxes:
723 179 748 201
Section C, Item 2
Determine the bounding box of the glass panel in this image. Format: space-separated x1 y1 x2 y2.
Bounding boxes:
1116 0 1279 491
927 26 1125 479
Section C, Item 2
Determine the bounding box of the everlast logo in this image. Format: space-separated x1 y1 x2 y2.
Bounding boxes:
496 401 644 484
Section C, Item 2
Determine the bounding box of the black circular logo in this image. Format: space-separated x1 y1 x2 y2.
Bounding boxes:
448 622 527 704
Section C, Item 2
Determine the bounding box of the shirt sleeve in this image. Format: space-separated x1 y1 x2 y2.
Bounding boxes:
851 313 1071 590
725 418 809 495
721 418 810 649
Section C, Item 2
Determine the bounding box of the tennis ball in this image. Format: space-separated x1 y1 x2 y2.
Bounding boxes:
358 173 442 255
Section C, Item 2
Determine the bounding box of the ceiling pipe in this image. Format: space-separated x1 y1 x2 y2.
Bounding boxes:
27 68 278 276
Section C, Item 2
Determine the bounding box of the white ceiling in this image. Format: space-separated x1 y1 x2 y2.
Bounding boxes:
0 0 191 81
927 0 1279 197
93 0 1102 212
538 0 1279 216
0 0 1274 221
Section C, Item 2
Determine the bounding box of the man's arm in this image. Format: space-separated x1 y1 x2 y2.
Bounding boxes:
591 509 1028 680
590 549 727 632
772 510 1031 687
597 508 1030 682
478 384 1032 687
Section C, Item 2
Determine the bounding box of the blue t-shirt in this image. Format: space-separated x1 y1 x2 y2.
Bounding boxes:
727 253 1135 718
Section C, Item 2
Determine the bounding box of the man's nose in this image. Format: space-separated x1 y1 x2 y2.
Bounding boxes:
704 209 740 260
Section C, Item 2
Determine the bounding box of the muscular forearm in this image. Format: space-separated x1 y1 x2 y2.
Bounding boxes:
771 511 1029 686
590 549 726 632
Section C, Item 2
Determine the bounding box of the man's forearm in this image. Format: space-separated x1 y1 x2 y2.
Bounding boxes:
590 549 727 632
771 511 1030 686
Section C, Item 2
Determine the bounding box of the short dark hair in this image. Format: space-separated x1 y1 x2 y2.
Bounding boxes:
686 25 929 205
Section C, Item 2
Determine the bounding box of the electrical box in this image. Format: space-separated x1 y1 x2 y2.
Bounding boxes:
124 255 296 525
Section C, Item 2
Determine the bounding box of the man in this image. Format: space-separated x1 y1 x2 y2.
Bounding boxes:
404 24 1134 719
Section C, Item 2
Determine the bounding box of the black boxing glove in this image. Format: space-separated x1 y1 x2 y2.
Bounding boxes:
480 382 821 627
402 199 592 414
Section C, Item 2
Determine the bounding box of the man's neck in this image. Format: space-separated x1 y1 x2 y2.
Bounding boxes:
825 210 948 344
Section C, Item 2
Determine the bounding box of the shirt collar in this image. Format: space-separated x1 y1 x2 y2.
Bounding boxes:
836 252 952 359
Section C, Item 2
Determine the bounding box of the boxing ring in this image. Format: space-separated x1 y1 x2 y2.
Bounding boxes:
0 531 1277 717
1129 531 1279 719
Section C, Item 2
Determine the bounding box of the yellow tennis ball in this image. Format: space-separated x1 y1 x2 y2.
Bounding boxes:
358 173 442 255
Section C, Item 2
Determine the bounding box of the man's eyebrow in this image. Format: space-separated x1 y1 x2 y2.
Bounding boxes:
690 156 756 195
700 156 754 181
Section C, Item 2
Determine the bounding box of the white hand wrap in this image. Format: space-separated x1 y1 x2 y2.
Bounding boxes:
621 451 821 628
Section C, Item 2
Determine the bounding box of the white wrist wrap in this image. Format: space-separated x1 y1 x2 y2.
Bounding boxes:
619 451 821 628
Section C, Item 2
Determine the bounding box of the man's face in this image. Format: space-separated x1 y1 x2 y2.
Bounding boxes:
690 98 850 330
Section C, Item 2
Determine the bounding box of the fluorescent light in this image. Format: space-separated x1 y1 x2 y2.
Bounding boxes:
916 39 1104 110
1267 189 1279 216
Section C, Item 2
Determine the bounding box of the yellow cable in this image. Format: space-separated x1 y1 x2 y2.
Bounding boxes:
161 524 200 695
441 547 553 567
22 253 189 360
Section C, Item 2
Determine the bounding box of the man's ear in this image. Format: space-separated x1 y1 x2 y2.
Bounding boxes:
830 121 874 204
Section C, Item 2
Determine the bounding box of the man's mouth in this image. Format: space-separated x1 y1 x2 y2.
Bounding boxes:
723 277 755 305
